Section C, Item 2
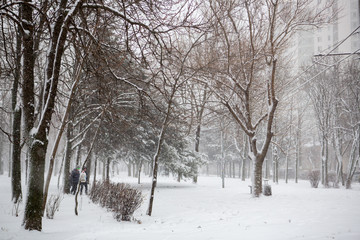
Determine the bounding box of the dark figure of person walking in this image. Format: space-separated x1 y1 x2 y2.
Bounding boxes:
80 167 88 195
70 166 80 195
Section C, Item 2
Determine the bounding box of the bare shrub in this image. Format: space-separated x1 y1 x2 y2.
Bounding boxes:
263 185 272 196
308 170 320 188
327 172 339 188
89 181 143 222
46 193 63 219
12 194 22 217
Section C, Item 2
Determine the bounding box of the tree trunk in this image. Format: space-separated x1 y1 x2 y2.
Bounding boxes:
24 134 48 231
285 153 289 184
106 157 110 182
345 128 359 189
177 172 182 182
11 24 22 203
23 0 82 230
147 115 169 216
0 136 3 175
241 135 248 181
11 109 22 203
21 0 38 230
86 152 93 185
57 154 65 189
320 134 329 187
102 160 106 180
75 144 82 167
127 163 132 177
93 157 97 186
132 162 136 177
233 161 236 178
193 124 201 183
137 160 143 184
194 124 201 150
333 111 344 186
252 157 263 197
63 124 72 194
275 155 279 184
25 150 29 185
295 111 302 184
285 103 293 184
221 161 225 188
220 128 225 188
295 141 299 184
228 161 231 178
264 158 269 180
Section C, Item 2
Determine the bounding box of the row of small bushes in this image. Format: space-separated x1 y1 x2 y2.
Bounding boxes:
89 181 143 221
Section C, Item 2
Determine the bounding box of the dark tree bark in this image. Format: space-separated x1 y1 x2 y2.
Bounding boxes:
86 151 93 185
75 144 82 167
20 0 38 229
63 122 73 194
92 156 97 186
11 20 22 204
0 136 3 175
147 86 175 216
23 0 82 231
147 123 167 216
105 157 110 182
11 108 22 203
193 125 201 183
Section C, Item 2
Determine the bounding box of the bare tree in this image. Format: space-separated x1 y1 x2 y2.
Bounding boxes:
341 59 360 188
147 32 205 216
204 0 335 196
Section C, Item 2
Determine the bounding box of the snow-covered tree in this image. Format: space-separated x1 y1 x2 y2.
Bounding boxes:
203 0 335 196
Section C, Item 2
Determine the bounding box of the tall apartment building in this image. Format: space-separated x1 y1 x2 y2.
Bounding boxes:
296 0 360 68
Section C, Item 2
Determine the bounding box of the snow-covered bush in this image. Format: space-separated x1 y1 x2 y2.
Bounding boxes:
89 181 143 221
308 170 320 188
160 141 207 181
46 193 63 219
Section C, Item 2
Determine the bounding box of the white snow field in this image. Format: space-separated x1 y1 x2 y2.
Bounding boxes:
0 174 360 240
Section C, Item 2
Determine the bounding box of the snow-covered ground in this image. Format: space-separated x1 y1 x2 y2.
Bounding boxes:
1 173 360 240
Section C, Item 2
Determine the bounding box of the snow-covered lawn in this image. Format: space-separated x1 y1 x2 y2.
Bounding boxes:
1 174 360 240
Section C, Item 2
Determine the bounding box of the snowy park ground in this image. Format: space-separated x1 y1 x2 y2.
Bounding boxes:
1 174 360 240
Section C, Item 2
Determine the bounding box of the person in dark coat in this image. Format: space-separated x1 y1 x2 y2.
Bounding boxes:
70 166 80 195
